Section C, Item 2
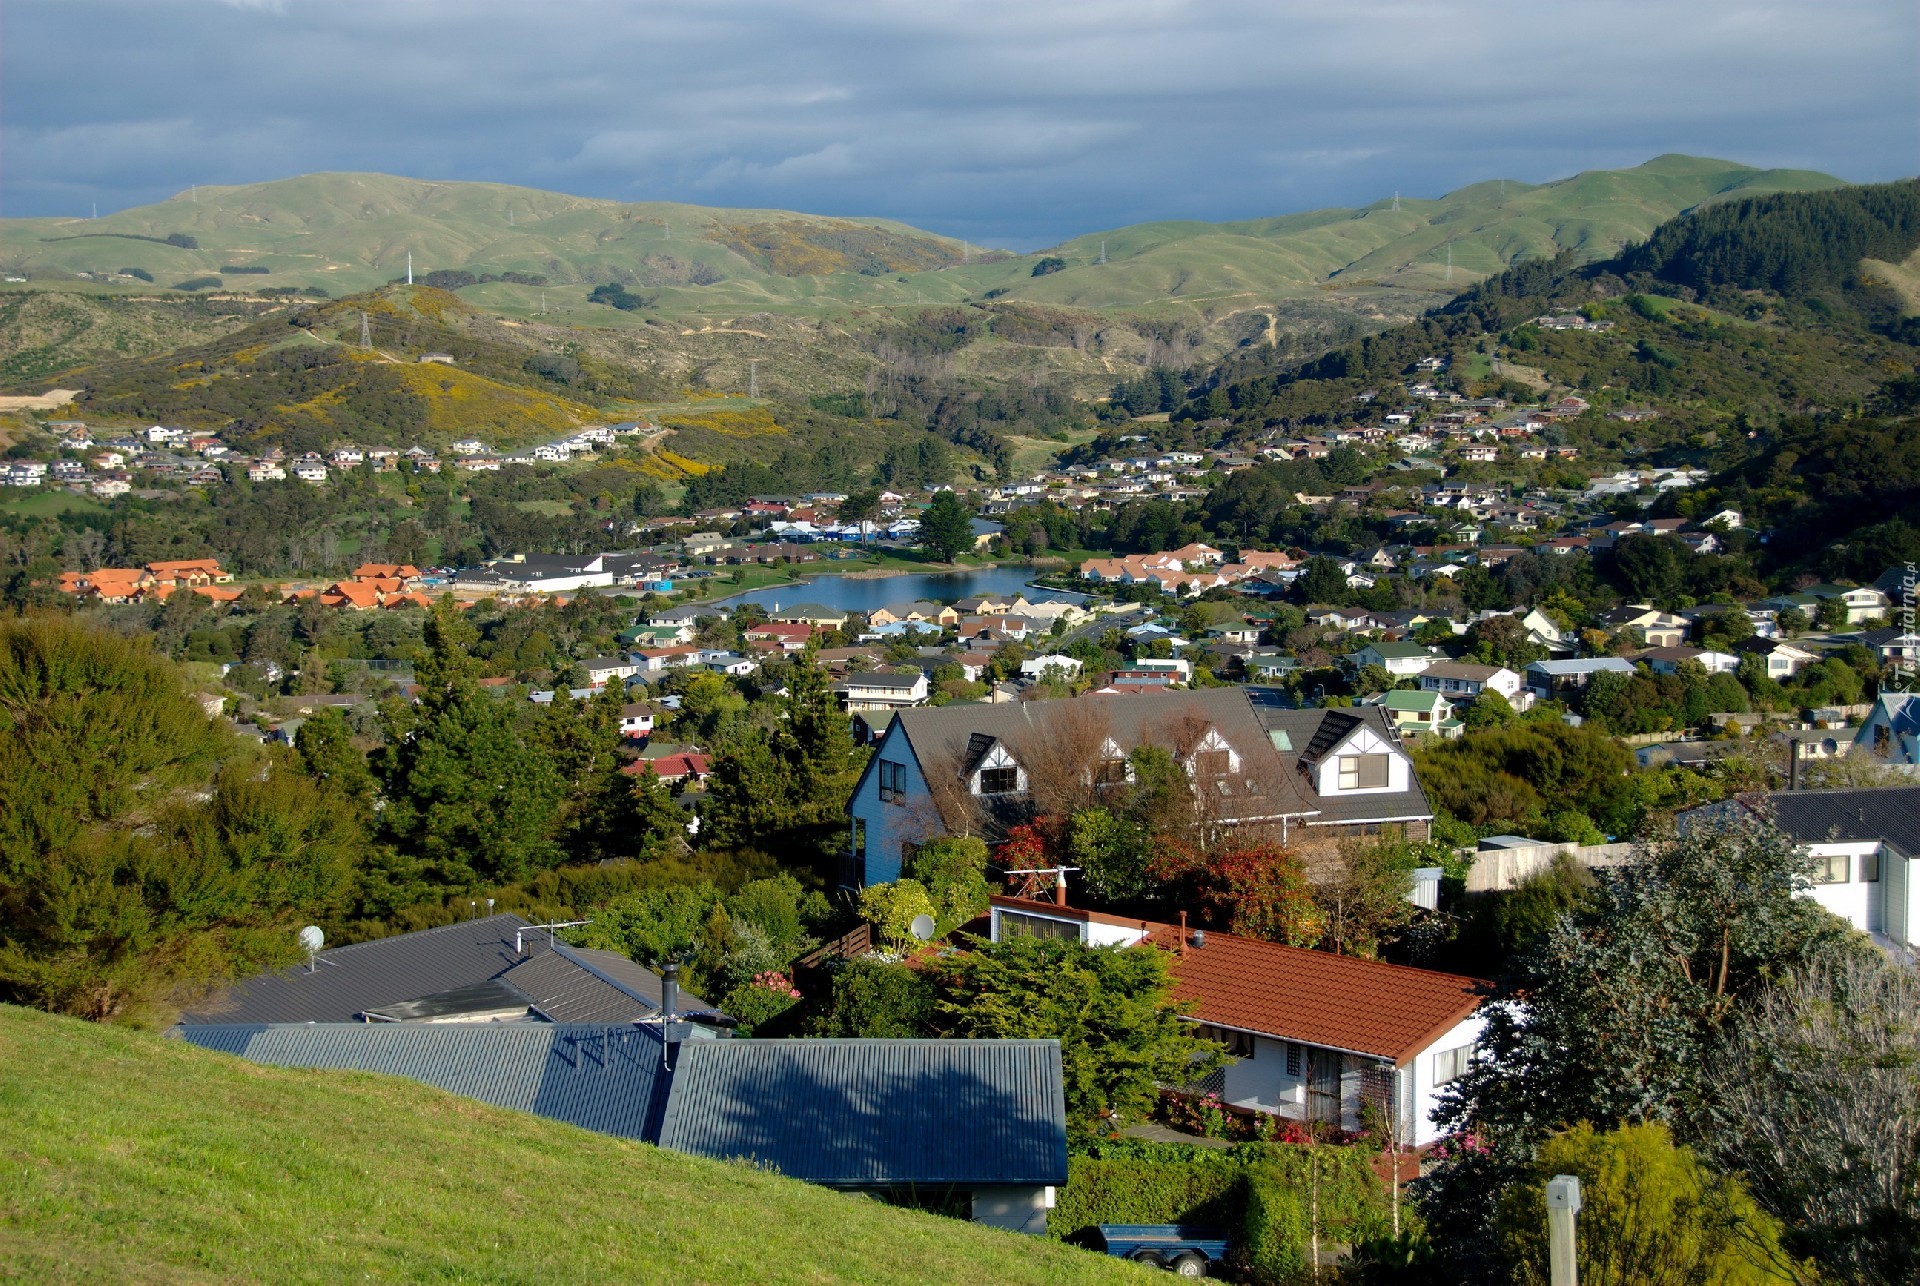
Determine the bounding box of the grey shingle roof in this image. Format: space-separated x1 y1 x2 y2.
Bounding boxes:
177 1023 667 1139
1742 786 1920 856
656 1038 1068 1187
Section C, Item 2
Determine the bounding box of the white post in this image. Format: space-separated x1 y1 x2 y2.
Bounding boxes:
1545 1174 1581 1286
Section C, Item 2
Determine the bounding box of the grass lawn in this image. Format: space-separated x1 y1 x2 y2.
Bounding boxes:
0 490 107 518
0 1005 1136 1284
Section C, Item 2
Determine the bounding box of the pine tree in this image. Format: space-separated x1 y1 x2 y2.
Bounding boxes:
919 490 975 563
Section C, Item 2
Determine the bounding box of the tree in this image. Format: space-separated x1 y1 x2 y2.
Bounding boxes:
1064 806 1153 904
1814 594 1849 632
838 488 880 526
1705 959 1920 1281
1310 839 1416 959
1460 690 1515 729
858 879 937 948
903 836 992 930
1492 1123 1798 1286
1466 615 1545 670
925 933 1224 1130
1298 555 1347 605
919 490 975 563
1195 843 1324 947
702 645 861 850
1773 606 1808 637
374 599 565 888
0 617 360 1022
807 956 936 1037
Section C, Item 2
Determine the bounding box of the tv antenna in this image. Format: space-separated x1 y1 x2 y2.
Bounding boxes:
515 919 591 955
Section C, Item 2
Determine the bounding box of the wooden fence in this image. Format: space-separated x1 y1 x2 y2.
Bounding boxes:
1464 841 1636 893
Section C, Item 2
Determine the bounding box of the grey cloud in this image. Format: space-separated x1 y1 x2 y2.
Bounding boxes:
2 0 1913 247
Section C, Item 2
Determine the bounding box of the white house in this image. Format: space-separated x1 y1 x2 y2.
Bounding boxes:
619 703 656 739
1418 662 1525 705
1345 641 1438 677
581 655 640 687
1019 654 1084 681
833 671 931 714
1683 787 1920 952
987 897 1485 1147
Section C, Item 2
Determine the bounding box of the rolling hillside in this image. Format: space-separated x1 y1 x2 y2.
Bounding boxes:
0 158 1842 332
0 1005 1131 1283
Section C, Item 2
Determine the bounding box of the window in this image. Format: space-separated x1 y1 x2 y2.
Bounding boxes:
1197 1024 1255 1059
1812 851 1851 885
1862 849 1881 882
1095 758 1131 786
1433 1043 1475 1086
1193 748 1233 777
876 759 907 802
1338 754 1390 790
999 910 1080 941
979 766 1019 795
1285 1043 1303 1077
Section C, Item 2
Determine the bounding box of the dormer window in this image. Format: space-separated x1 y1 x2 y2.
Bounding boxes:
1095 757 1131 786
1338 754 1390 790
980 766 1020 795
1193 749 1233 777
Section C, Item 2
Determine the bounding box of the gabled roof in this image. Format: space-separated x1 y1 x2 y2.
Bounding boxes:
177 915 690 1025
1148 927 1486 1066
1727 786 1920 856
657 1039 1068 1187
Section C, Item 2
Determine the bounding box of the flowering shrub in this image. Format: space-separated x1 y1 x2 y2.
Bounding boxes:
751 970 802 999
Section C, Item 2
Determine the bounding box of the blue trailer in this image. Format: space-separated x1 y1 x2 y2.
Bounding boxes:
1093 1225 1232 1277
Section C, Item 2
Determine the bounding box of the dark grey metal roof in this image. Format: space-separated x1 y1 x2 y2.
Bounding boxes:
1743 787 1920 856
177 1023 668 1140
178 916 677 1027
656 1038 1068 1188
361 978 535 1023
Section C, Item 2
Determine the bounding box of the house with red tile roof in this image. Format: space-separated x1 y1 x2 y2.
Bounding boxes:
987 895 1485 1146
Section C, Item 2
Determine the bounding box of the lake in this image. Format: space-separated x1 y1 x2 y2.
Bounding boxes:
712 564 1084 614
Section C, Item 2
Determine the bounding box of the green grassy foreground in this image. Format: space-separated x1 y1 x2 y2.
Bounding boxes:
0 1006 1139 1284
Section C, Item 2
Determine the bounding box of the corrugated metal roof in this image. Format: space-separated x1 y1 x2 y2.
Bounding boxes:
178 1023 667 1139
179 916 678 1027
657 1039 1068 1187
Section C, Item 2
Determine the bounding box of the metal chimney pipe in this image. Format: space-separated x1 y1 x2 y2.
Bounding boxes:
660 961 680 1022
1789 738 1801 791
1054 868 1068 907
1178 911 1188 957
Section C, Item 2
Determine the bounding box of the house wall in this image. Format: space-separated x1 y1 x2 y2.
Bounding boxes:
1222 1034 1303 1115
847 723 942 885
1406 1014 1486 1148
1309 725 1413 797
971 1184 1054 1235
1802 840 1884 934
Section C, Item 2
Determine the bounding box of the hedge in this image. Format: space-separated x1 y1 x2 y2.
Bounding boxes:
1052 1141 1394 1285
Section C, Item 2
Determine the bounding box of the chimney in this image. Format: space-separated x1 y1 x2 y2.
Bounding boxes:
1178 911 1188 957
1789 738 1802 791
660 961 680 1023
1054 867 1068 907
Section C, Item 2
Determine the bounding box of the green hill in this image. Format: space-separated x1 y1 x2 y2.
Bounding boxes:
0 158 1843 330
0 1005 1133 1284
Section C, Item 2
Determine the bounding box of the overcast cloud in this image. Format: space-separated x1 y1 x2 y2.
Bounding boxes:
3 0 1914 247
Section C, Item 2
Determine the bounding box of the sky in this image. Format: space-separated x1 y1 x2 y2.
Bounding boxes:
3 0 1915 249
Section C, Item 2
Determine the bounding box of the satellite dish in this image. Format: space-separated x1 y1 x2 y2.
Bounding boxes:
297 925 325 955
908 914 936 942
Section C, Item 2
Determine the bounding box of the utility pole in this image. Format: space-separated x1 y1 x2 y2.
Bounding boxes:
1546 1174 1582 1286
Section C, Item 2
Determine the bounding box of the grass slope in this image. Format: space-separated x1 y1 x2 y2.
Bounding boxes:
0 1005 1135 1284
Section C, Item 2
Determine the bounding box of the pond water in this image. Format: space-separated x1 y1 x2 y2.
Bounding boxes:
711 564 1083 614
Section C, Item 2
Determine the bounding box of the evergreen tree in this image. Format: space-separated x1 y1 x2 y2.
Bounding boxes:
919 490 975 563
374 599 564 887
703 646 862 850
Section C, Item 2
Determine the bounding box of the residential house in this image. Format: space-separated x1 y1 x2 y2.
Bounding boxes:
582 655 641 687
986 899 1484 1147
834 671 931 713
1603 605 1690 648
1417 662 1525 705
625 752 712 784
1524 657 1635 700
1731 636 1820 680
1853 694 1920 767
1681 788 1920 951
847 689 1432 885
766 603 851 630
176 915 1067 1233
1852 627 1920 667
742 622 815 654
1345 641 1439 677
619 703 656 740
1366 689 1460 740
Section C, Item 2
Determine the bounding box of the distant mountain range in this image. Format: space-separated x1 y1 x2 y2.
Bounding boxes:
0 156 1845 325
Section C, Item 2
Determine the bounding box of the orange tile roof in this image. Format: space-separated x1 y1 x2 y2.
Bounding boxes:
192 586 245 602
1150 923 1486 1066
